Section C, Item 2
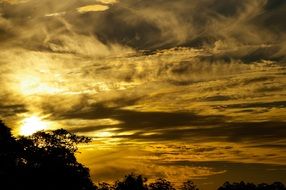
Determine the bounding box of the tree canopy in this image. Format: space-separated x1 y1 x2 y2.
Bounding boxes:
0 121 96 190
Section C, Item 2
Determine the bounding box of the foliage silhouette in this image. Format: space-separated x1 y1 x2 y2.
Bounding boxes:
0 121 15 164
115 173 148 190
0 121 21 188
97 182 115 190
218 181 286 190
180 180 199 190
257 182 286 190
0 121 96 190
149 178 176 190
97 174 176 190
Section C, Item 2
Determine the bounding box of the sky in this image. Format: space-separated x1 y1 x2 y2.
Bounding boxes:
0 0 286 189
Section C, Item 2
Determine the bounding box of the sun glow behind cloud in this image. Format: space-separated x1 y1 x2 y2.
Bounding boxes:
19 75 64 95
20 116 49 136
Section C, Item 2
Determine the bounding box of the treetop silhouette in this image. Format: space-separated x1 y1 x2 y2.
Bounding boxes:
115 173 148 190
0 120 96 190
218 181 286 190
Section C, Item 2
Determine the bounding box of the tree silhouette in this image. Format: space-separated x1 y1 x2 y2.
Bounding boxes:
18 129 95 190
0 121 96 190
270 182 286 190
0 121 15 167
115 173 148 190
218 181 259 190
257 182 286 190
97 182 114 190
180 180 198 190
149 178 176 190
0 121 21 188
218 181 286 190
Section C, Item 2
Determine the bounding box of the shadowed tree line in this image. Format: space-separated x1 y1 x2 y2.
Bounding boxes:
0 120 95 190
98 174 198 190
96 174 286 190
0 121 285 190
218 181 286 190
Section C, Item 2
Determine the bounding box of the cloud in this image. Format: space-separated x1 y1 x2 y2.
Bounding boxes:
81 0 285 60
0 103 28 117
96 0 117 5
0 14 15 44
45 12 66 17
77 4 110 13
77 143 227 184
0 0 29 4
1 0 285 61
0 0 132 57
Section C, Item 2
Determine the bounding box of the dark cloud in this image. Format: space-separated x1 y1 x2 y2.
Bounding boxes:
51 101 286 144
188 121 286 143
87 0 286 61
203 95 233 102
225 101 286 109
255 0 286 31
247 144 286 149
60 103 226 130
0 103 28 117
1 0 286 61
119 121 286 143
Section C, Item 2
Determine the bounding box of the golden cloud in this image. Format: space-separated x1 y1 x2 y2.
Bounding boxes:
77 4 110 13
96 0 117 4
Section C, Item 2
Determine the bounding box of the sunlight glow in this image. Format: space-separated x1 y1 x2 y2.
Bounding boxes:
20 116 49 136
94 131 114 138
19 76 63 95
